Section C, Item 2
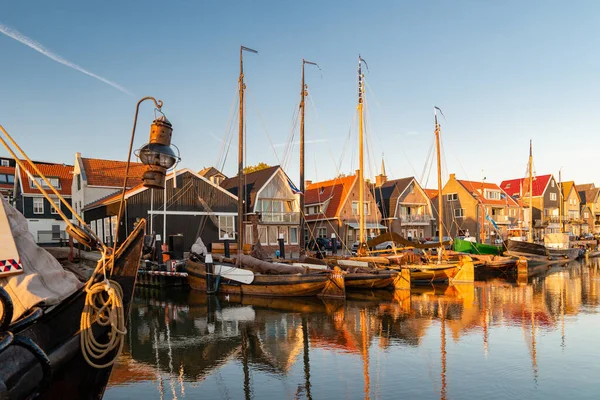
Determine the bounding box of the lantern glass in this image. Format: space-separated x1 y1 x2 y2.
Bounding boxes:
138 143 178 169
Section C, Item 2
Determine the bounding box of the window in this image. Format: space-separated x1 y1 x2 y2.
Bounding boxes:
96 219 103 238
0 175 5 183
318 227 327 238
77 174 81 191
485 190 501 200
268 226 278 245
51 199 60 214
550 193 557 201
90 220 96 236
289 227 298 244
245 225 253 245
104 218 111 243
351 201 370 216
30 176 61 189
259 226 268 245
454 208 464 218
447 193 458 201
551 180 555 187
111 216 118 240
584 212 589 219
7 175 13 184
1 160 9 167
33 198 44 214
304 228 309 244
218 215 235 239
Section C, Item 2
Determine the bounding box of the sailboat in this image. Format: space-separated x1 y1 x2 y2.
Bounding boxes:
186 47 341 298
390 108 474 284
329 55 402 290
505 141 575 264
0 123 148 398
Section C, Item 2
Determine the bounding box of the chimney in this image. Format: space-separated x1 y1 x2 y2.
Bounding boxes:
449 173 456 180
305 180 312 187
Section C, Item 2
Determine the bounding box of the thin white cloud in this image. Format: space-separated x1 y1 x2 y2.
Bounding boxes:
0 22 132 95
273 138 328 148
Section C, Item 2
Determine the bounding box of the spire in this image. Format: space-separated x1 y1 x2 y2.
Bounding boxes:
375 153 388 187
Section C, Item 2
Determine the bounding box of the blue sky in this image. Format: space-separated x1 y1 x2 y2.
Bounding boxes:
1 1 598 187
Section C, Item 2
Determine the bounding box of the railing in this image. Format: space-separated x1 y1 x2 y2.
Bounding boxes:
37 230 68 244
260 212 300 224
489 214 512 224
399 214 433 224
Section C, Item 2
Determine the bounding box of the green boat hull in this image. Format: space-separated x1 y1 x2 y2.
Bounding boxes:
453 238 502 255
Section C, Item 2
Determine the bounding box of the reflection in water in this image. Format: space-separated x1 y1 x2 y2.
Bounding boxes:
106 259 600 400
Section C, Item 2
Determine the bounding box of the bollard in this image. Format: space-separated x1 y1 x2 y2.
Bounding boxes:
331 233 337 255
206 253 216 294
278 233 286 260
224 233 231 258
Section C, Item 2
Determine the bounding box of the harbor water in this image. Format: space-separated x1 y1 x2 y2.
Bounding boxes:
105 258 600 399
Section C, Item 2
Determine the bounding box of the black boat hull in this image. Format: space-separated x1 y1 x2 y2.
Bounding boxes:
0 220 145 400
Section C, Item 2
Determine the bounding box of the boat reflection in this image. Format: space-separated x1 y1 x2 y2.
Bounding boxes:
107 260 600 399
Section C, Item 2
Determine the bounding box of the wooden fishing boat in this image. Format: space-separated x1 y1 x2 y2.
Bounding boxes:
186 257 332 297
0 219 145 400
547 247 581 260
505 239 550 260
343 271 398 290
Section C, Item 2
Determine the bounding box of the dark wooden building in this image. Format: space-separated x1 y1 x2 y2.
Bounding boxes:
83 169 238 251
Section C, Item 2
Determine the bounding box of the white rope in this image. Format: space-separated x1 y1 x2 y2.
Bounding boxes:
80 249 127 369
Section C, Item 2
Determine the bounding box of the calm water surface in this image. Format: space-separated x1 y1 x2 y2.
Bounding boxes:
105 259 600 399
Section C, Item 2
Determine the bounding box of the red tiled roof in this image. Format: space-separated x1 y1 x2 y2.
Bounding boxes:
423 188 438 200
304 175 356 220
500 174 552 198
19 162 73 196
457 180 519 206
82 157 145 188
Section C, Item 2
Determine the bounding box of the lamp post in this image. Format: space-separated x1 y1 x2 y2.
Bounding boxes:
114 97 180 255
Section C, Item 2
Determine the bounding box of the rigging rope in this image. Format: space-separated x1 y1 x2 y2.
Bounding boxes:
80 249 126 368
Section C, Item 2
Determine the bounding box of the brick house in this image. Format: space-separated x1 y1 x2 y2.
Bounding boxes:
374 176 435 241
221 166 301 255
501 174 560 240
441 173 520 242
576 184 600 234
304 174 385 249
560 181 583 236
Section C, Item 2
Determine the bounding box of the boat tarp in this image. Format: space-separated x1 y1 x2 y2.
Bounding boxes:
0 196 82 323
367 232 451 249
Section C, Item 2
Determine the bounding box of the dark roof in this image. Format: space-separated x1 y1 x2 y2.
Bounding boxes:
198 166 226 180
221 166 279 212
374 177 413 219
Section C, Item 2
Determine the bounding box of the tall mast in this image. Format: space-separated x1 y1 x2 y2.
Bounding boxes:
299 59 319 253
357 55 367 255
434 107 443 263
528 140 534 242
237 46 258 265
559 168 563 233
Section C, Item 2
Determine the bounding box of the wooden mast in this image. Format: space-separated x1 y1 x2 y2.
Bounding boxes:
528 140 534 242
434 107 443 263
357 55 367 255
559 168 564 233
299 59 318 253
237 46 258 265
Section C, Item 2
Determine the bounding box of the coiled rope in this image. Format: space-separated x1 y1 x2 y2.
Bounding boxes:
80 250 126 369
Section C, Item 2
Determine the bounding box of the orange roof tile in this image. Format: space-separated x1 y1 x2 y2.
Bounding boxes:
304 175 356 220
82 157 146 188
423 188 438 200
0 166 15 175
19 162 73 196
457 180 519 207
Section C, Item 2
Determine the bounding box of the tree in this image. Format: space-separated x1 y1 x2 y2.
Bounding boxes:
244 162 271 174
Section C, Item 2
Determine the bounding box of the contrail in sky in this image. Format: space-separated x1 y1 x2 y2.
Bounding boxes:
0 22 132 95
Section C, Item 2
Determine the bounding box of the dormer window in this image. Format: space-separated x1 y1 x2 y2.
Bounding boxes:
1 160 9 167
30 176 61 190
